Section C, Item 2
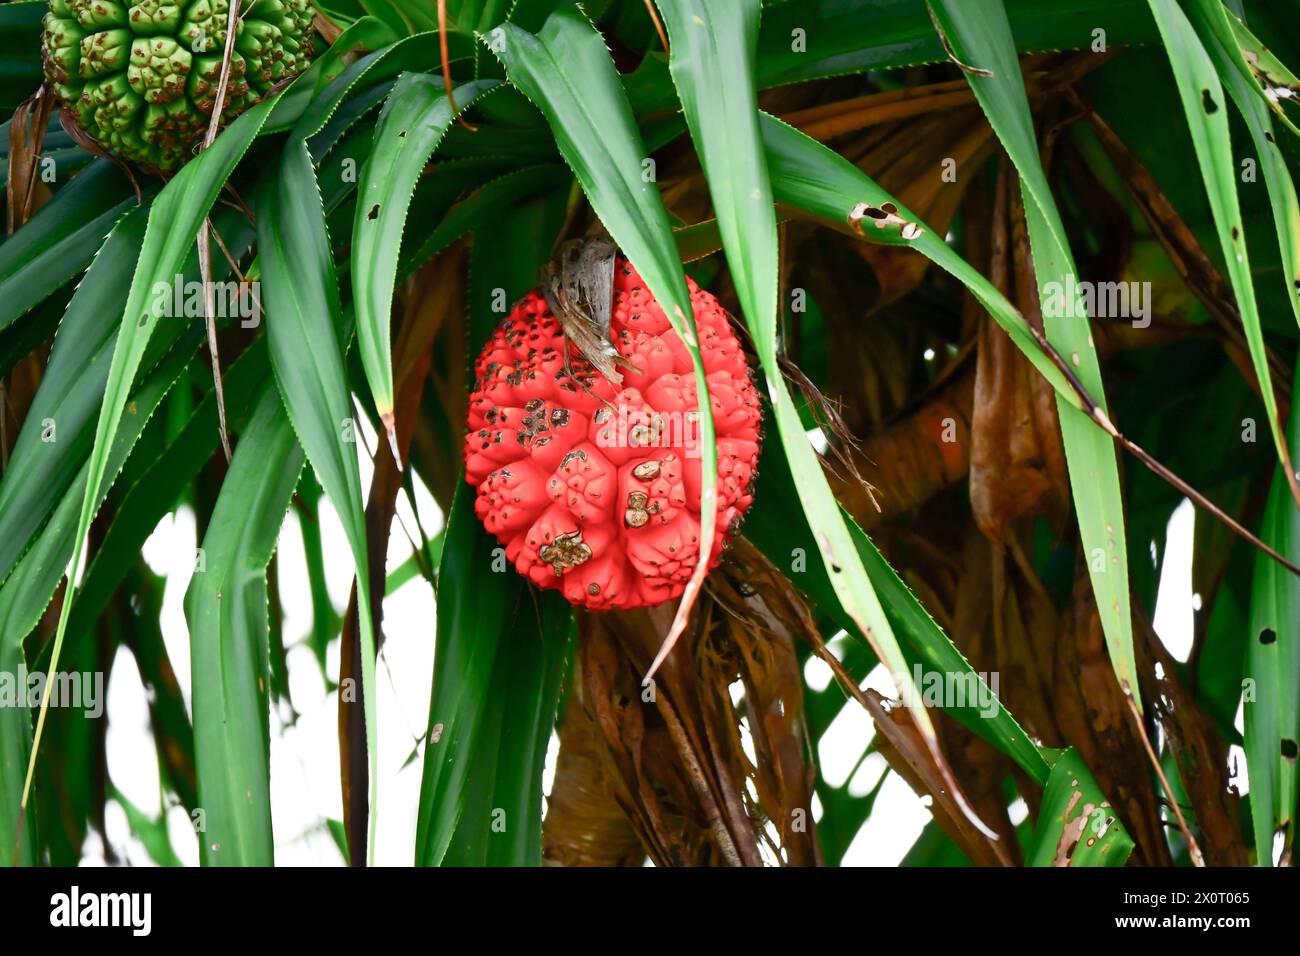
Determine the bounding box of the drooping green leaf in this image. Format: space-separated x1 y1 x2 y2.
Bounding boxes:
270 31 474 139
385 528 445 595
1184 0 1300 339
258 132 380 863
69 340 272 644
928 0 1138 708
314 0 366 28
16 87 286 832
442 590 573 866
489 6 718 668
656 0 956 787
294 472 344 677
352 73 498 423
400 163 570 273
625 0 1161 114
1244 366 1300 865
0 201 255 595
415 176 567 866
0 334 199 649
118 563 197 813
1026 749 1135 867
111 788 184 868
415 482 524 866
747 426 1051 786
186 384 305 866
465 180 570 353
0 205 147 588
357 0 438 38
1220 7 1300 138
0 326 196 864
901 821 975 867
758 112 1079 402
0 160 140 331
1146 0 1293 541
0 638 35 865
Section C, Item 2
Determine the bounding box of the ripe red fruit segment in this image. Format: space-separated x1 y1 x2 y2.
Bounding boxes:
464 259 762 610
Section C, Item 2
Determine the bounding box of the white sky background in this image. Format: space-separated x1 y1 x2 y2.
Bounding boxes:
86 415 1209 867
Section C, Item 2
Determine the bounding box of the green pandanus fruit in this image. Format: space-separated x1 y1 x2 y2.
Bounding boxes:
41 0 315 171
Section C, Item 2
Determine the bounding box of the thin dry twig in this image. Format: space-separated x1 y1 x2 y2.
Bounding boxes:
194 0 245 461
643 0 670 54
1004 291 1300 577
1124 689 1205 866
438 0 477 132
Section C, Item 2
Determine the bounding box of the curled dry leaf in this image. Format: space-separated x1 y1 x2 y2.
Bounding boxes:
1053 574 1172 866
539 237 633 385
968 160 1069 543
572 539 820 866
864 688 1016 866
6 86 55 236
542 677 646 867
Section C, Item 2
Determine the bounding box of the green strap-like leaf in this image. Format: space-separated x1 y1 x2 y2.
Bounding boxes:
0 202 255 597
1185 19 1300 846
0 335 200 648
352 73 498 425
17 88 285 831
930 0 1137 710
254 33 478 865
0 205 147 587
754 113 1144 843
415 482 523 866
359 0 438 37
1184 0 1300 338
386 528 445 595
441 591 573 866
655 0 960 790
1219 7 1300 139
258 133 381 863
0 160 140 331
489 6 719 670
70 339 271 644
0 320 196 865
1245 365 1300 865
415 183 568 866
0 638 33 864
626 0 1161 114
399 163 570 273
186 384 305 867
746 427 1052 786
758 112 1079 402
1026 748 1135 867
1146 0 1295 517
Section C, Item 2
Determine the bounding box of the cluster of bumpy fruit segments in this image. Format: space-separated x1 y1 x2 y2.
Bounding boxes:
464 257 762 610
41 0 315 171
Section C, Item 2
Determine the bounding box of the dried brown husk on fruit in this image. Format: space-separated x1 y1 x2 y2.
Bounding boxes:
563 539 820 866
